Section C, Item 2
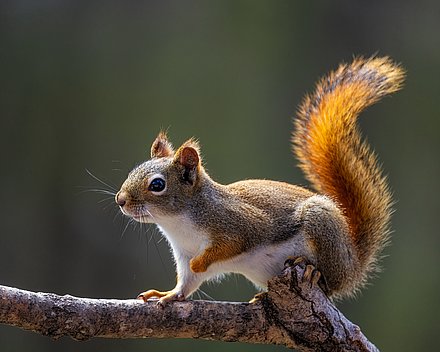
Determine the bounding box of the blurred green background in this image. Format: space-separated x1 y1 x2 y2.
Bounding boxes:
1 1 439 351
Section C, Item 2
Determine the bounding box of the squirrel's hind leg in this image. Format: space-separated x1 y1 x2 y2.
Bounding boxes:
295 195 362 298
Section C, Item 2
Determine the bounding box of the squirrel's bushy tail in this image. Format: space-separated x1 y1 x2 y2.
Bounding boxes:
293 56 404 280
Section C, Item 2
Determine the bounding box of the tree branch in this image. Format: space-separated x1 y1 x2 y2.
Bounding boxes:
0 264 378 351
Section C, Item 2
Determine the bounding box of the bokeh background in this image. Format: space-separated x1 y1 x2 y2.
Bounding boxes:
1 1 439 351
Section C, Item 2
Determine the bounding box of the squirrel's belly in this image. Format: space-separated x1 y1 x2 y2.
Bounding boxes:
210 236 314 288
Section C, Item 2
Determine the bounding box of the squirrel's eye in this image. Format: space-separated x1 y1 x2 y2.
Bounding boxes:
148 177 166 194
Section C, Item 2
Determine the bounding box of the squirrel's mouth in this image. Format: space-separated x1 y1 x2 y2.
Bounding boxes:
120 207 154 223
132 214 152 223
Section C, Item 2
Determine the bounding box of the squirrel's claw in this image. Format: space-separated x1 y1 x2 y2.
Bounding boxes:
303 264 321 286
249 292 267 304
284 256 307 268
284 256 330 294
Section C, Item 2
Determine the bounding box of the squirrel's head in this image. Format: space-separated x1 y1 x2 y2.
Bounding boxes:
115 131 204 223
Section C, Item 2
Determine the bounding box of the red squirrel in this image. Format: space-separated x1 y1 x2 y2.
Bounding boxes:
115 56 404 304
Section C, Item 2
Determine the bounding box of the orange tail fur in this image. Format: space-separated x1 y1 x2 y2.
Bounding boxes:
293 56 405 276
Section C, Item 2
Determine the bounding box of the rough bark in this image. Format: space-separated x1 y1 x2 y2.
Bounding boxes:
0 264 379 351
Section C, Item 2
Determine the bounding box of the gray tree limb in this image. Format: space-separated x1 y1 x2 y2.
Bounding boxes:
0 264 379 351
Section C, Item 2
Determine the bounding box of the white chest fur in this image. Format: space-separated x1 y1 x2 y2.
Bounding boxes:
155 214 210 259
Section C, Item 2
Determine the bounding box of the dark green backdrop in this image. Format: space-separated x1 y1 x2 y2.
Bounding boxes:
1 1 439 351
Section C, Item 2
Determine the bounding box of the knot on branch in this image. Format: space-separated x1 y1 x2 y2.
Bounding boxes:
256 263 378 351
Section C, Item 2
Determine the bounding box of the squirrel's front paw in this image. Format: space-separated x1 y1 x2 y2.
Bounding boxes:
137 289 185 305
190 256 208 273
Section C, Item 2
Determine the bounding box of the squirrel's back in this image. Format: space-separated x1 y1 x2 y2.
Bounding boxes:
293 57 404 288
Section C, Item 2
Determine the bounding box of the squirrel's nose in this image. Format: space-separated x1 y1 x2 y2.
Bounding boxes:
115 191 128 207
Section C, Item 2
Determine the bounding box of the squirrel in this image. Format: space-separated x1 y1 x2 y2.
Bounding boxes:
115 56 404 304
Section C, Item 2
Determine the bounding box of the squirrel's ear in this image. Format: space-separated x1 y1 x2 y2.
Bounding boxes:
174 139 201 184
151 131 174 158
